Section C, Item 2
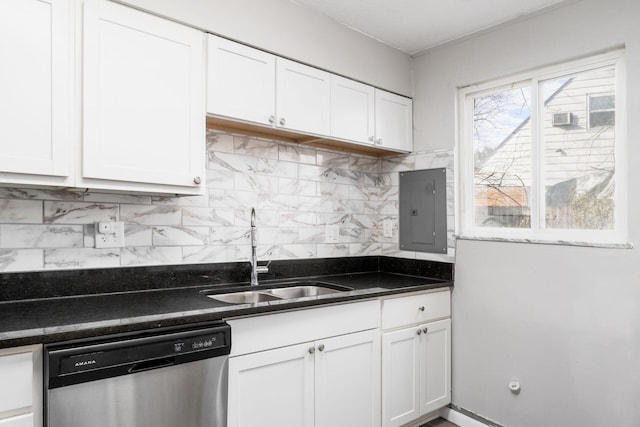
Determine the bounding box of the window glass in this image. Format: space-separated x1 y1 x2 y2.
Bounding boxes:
473 86 532 228
590 95 615 110
589 94 615 128
542 68 616 230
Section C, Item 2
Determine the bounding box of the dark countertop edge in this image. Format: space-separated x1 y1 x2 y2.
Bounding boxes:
0 280 453 349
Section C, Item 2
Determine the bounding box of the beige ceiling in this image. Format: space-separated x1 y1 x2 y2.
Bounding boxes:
290 0 572 55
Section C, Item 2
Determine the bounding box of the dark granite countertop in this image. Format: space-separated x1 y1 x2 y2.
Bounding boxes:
0 257 453 349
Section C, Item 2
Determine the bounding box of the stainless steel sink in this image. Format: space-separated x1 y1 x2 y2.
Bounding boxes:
208 291 282 304
269 285 347 299
204 281 353 304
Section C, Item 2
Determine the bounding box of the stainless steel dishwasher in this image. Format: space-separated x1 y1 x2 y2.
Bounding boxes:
45 322 231 427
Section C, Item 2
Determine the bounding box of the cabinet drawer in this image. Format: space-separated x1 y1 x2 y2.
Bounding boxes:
0 414 33 427
228 300 381 356
0 352 32 413
382 291 450 330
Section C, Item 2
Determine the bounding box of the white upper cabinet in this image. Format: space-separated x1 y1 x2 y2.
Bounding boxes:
276 58 331 135
207 35 276 126
207 36 332 137
205 36 413 154
375 89 413 152
0 0 73 186
330 75 375 145
82 0 205 194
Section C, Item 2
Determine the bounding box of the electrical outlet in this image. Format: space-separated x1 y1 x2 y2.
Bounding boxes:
383 219 393 238
95 221 125 248
325 225 339 243
98 222 115 234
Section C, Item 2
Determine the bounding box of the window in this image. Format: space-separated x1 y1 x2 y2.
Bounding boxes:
457 52 626 245
589 94 615 128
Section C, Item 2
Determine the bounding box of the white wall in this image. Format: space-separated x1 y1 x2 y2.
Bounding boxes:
413 0 640 425
118 0 413 96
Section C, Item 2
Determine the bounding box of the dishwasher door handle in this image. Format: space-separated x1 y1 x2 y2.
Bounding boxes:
128 357 176 374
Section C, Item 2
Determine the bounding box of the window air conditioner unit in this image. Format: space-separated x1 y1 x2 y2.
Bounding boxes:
552 112 572 126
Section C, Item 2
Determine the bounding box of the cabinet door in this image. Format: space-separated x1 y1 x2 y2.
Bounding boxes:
419 318 451 415
82 0 205 194
0 414 33 427
207 35 275 126
0 0 72 185
228 343 314 427
330 75 375 145
276 58 330 135
382 327 421 427
315 329 380 427
375 89 413 152
0 352 32 414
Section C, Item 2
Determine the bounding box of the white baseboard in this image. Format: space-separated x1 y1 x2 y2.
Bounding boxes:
440 407 492 427
402 412 440 427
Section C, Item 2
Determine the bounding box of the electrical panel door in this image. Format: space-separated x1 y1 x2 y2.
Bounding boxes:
399 169 447 253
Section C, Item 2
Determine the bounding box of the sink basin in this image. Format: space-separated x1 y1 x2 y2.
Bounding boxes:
203 281 353 304
269 285 347 299
208 291 281 304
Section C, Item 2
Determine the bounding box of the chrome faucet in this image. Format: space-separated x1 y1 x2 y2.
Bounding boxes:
250 207 269 286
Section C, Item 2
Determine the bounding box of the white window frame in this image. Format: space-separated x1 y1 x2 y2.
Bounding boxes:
456 51 627 246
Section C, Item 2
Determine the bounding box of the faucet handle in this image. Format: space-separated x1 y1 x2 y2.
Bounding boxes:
256 260 270 274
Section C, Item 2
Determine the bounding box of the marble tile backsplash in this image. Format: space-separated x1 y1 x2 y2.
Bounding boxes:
0 130 455 272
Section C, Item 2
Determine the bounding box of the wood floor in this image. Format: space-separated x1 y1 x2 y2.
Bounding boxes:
422 417 460 427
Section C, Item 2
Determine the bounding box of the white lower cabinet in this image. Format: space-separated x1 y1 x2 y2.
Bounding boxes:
314 330 380 427
228 342 314 427
381 291 451 427
227 301 381 427
0 414 34 427
419 319 451 414
0 346 42 427
229 329 380 427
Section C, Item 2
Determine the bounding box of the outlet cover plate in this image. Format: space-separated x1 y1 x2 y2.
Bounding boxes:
95 221 125 248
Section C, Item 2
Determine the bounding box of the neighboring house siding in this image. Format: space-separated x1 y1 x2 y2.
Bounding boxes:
542 68 615 188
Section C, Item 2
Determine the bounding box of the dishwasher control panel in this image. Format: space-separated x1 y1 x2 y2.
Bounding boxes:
46 322 231 389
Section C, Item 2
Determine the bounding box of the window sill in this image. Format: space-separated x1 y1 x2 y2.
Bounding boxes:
456 234 634 249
